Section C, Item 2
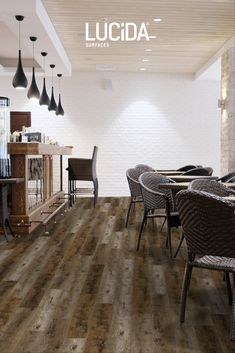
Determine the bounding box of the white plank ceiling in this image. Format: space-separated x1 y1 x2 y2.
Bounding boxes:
42 0 235 73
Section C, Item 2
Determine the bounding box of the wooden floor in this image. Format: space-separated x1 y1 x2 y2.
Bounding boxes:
0 197 234 353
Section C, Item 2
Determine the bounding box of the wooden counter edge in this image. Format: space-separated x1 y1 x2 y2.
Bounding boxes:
8 143 73 155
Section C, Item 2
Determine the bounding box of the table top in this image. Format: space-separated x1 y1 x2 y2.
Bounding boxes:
158 182 189 190
0 178 24 185
223 196 235 202
157 171 183 176
158 182 235 191
223 182 235 189
157 169 178 172
169 175 218 182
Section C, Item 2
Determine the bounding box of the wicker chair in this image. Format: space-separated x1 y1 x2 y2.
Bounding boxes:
176 190 235 340
137 172 181 257
189 179 235 196
182 167 213 176
177 165 197 172
174 179 235 258
217 171 235 183
67 146 98 207
126 168 144 227
135 164 155 172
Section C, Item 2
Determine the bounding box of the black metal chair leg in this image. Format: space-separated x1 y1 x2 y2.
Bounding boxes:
180 263 193 323
225 272 233 306
230 273 235 340
125 200 133 227
151 217 155 230
5 219 16 238
93 180 95 208
150 210 155 231
137 213 147 251
68 179 72 207
133 201 136 211
2 222 9 243
73 181 76 203
93 179 98 208
167 222 173 258
174 233 185 258
160 218 166 231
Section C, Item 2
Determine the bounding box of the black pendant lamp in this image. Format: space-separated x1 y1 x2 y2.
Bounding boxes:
12 15 28 89
56 74 64 116
48 64 57 112
27 36 40 101
39 52 50 106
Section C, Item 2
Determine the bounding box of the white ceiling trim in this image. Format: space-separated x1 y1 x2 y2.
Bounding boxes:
0 0 72 76
194 35 235 80
35 0 71 75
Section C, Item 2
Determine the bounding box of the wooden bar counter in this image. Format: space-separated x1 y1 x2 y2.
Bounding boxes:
8 143 73 235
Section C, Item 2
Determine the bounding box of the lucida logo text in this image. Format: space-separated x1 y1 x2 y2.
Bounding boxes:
85 22 153 48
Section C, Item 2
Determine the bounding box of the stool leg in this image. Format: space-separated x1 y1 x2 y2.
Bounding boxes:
2 221 9 242
74 181 77 203
93 179 98 208
68 179 72 207
5 219 16 239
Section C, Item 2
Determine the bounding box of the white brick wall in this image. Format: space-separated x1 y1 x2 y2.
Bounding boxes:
0 71 220 196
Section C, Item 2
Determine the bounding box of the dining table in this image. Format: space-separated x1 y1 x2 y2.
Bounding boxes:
157 171 183 176
169 175 218 182
158 181 235 191
223 195 235 202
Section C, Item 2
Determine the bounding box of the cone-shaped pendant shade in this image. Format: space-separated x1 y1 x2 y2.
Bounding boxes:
27 67 40 101
39 78 50 106
56 94 64 116
48 87 57 111
12 50 28 89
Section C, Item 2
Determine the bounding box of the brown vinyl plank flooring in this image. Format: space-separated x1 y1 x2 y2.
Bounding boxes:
0 197 234 353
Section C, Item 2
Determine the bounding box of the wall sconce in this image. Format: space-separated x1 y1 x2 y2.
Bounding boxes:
218 99 226 109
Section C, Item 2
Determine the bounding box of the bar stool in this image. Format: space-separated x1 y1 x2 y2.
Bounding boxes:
67 146 98 207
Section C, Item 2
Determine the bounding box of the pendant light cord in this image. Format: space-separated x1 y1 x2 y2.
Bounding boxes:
19 21 21 49
51 67 54 86
32 42 34 66
58 77 61 93
43 57 45 78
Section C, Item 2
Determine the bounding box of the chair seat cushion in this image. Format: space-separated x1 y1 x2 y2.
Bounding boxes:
193 255 235 271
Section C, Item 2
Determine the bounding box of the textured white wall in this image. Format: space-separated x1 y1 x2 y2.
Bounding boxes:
0 71 220 196
221 47 235 175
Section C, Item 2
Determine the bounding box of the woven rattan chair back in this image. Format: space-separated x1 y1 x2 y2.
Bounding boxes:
218 171 235 182
204 167 213 176
182 167 212 176
176 190 235 258
189 179 231 197
135 164 155 172
177 165 196 172
139 172 175 212
126 168 143 198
